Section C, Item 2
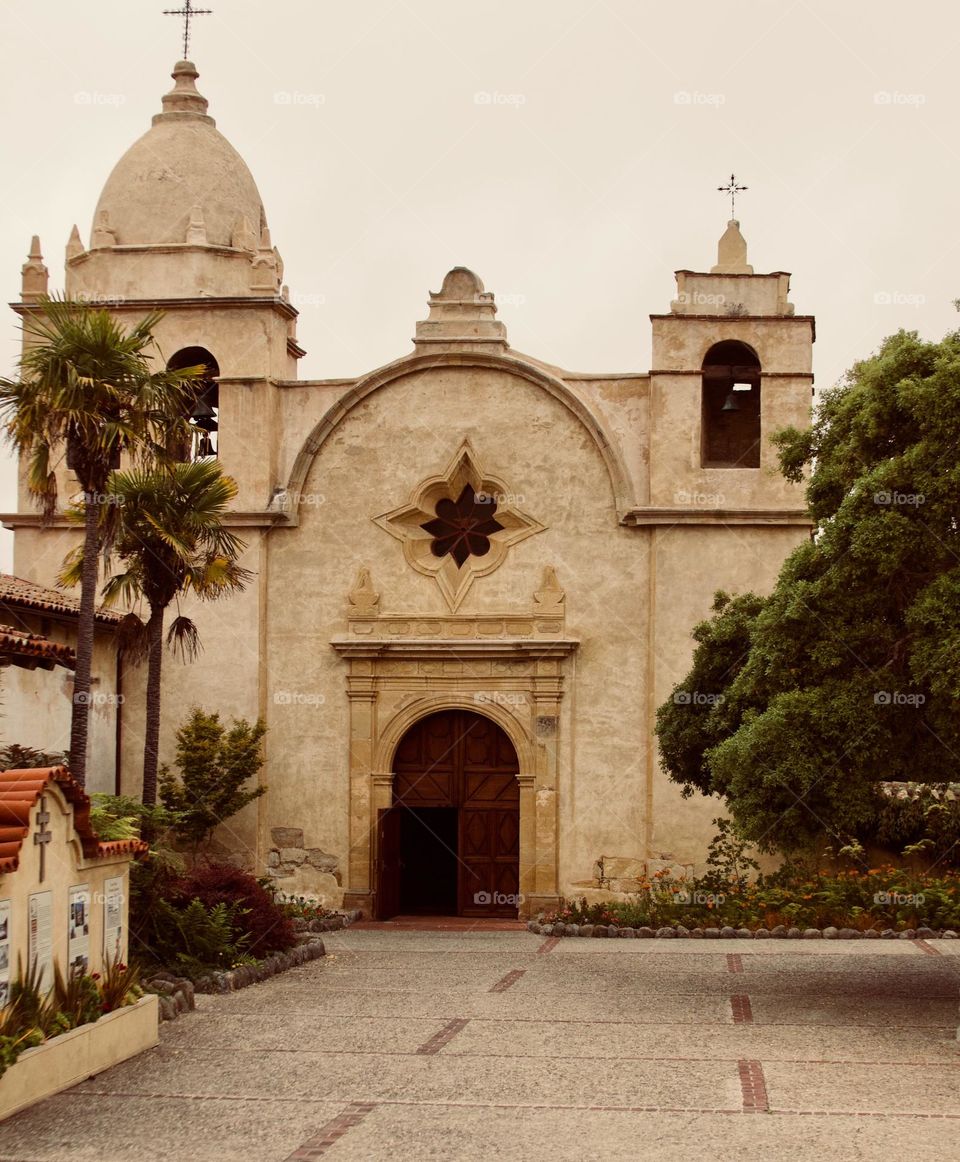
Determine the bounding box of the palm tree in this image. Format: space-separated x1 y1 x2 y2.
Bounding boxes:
0 300 198 785
66 460 251 805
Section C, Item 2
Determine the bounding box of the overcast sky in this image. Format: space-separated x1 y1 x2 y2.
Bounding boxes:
1 0 957 570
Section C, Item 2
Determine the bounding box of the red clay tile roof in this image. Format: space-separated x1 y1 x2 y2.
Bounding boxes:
0 766 148 874
0 574 124 625
0 624 76 669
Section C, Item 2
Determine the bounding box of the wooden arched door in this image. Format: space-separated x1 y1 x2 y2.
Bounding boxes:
377 710 520 918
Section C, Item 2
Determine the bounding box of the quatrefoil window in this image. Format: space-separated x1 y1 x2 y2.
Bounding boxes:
374 440 545 611
421 484 505 568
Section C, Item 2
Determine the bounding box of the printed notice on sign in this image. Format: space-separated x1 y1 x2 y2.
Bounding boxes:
103 876 124 964
29 890 53 992
68 884 91 974
0 899 11 1006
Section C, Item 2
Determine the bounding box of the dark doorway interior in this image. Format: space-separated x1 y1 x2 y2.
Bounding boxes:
398 807 458 915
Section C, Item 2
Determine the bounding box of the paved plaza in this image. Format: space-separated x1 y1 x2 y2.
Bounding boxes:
0 928 958 1161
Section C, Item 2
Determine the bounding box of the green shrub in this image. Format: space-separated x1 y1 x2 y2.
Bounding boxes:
150 897 249 978
159 709 266 853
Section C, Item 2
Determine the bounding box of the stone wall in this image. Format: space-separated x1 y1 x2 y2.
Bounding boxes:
261 827 343 907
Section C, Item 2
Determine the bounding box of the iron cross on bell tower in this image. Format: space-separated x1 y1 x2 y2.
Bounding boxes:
718 173 748 219
163 0 213 60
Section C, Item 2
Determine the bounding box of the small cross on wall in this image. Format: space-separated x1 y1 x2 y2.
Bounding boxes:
163 0 213 60
34 795 52 883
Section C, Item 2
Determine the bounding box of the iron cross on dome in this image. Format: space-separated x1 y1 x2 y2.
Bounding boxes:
163 0 213 59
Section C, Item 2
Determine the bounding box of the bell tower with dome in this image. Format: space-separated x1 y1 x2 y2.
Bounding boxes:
62 59 304 511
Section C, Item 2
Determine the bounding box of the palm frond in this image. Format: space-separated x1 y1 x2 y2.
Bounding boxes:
166 615 202 662
116 612 150 664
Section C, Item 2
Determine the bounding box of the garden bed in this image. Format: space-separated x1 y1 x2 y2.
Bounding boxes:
0 995 158 1121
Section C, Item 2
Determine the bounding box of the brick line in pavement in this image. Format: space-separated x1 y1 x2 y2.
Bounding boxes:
166 1014 959 1031
538 937 560 954
285 1101 377 1160
730 995 754 1024
292 985 959 999
489 969 527 992
415 1018 470 1055
76 1049 960 1070
60 1091 960 1120
738 1059 769 1112
727 954 744 973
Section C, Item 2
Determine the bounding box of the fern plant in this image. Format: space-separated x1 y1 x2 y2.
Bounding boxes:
153 897 249 977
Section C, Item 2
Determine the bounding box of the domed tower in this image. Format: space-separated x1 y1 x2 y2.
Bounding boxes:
62 59 304 510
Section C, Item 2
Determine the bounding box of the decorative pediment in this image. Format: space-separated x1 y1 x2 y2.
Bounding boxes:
373 441 544 611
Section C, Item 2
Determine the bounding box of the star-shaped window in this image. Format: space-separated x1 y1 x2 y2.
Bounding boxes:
420 484 505 568
374 440 544 611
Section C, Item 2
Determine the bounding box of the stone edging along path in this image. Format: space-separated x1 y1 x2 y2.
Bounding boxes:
145 909 364 1022
147 939 327 1022
528 920 960 940
146 934 335 1023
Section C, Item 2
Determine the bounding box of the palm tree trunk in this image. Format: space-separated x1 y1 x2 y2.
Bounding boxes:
69 496 100 786
141 606 166 806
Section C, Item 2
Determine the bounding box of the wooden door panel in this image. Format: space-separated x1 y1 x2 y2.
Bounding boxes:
463 772 519 803
459 807 520 916
394 770 454 806
392 710 521 917
376 807 402 920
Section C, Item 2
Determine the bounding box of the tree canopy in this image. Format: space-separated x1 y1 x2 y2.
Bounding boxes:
656 329 960 854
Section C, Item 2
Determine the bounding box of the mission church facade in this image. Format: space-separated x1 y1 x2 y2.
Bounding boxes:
7 60 814 918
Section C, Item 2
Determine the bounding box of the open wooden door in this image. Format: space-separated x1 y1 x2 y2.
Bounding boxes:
375 807 403 920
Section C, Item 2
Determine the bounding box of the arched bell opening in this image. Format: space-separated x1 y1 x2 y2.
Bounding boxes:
167 346 220 461
701 340 761 468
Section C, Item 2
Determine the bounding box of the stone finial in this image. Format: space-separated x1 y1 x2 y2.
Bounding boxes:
249 226 279 291
273 247 284 284
185 204 207 245
91 209 117 249
414 266 508 352
711 220 753 275
66 224 85 261
348 567 380 613
154 60 214 126
20 236 49 301
534 566 565 614
231 215 258 253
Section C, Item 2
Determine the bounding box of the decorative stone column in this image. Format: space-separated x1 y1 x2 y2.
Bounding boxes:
341 665 377 915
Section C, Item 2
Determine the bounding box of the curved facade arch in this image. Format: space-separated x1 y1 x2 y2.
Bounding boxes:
284 350 635 522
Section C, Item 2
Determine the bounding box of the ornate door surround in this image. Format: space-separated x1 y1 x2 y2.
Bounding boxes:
332 578 578 920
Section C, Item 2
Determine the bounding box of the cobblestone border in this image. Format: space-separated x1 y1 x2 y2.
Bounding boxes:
143 975 196 1023
289 908 363 936
149 938 327 1022
528 921 959 940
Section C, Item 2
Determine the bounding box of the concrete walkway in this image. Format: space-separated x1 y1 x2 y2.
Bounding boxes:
0 930 958 1161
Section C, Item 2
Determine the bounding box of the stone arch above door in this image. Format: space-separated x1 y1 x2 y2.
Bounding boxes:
375 692 537 778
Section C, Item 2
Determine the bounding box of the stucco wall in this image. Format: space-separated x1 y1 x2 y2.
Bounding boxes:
265 362 647 896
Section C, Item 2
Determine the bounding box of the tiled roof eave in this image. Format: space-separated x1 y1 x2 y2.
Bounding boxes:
0 766 148 875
